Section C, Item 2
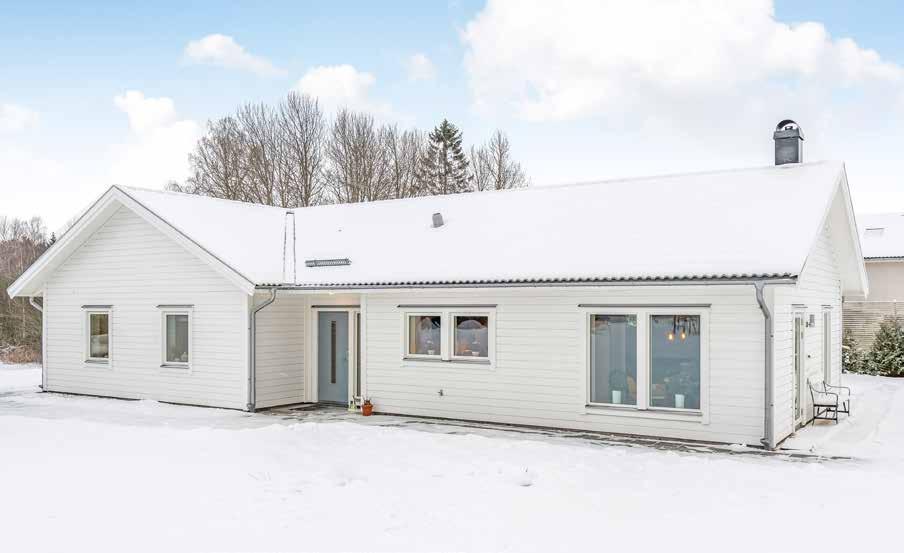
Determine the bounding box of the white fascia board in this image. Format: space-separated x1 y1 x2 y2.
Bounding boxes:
7 186 256 298
112 186 256 295
798 164 868 298
7 186 120 298
837 167 870 297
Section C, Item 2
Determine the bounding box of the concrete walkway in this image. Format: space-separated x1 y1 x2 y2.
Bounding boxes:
266 403 849 462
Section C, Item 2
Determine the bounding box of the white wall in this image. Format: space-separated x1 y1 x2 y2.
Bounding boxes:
363 285 769 445
255 293 305 408
773 220 843 443
43 206 249 409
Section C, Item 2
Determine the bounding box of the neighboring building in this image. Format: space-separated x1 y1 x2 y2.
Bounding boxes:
844 213 904 349
6 125 868 449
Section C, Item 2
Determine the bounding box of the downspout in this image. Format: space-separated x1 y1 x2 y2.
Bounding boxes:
754 282 775 450
28 296 44 391
247 288 277 412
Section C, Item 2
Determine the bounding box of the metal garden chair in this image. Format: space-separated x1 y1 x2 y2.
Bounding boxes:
807 379 851 424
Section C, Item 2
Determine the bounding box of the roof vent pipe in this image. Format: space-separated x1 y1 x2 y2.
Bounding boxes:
774 119 804 165
283 211 296 284
432 212 444 228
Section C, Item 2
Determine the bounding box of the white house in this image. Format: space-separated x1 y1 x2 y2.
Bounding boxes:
843 213 904 349
7 128 867 449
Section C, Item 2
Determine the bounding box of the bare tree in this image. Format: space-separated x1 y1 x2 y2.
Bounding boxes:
180 96 530 207
278 92 326 207
484 130 528 190
185 117 251 201
236 103 287 206
468 145 492 191
384 125 426 199
0 215 48 362
325 109 390 203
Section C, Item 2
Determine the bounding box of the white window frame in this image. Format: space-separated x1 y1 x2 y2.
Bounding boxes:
160 308 193 369
402 308 496 366
449 311 495 363
822 308 832 384
586 309 641 409
404 311 444 360
584 307 709 421
84 307 112 365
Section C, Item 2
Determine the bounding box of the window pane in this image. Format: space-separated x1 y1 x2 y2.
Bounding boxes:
650 315 701 410
166 314 190 363
408 315 441 356
454 316 489 358
89 313 109 359
590 315 637 405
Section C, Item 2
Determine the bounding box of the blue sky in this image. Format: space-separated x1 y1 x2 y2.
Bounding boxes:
3 1 904 230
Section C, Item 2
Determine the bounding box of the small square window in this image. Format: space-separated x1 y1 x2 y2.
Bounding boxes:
407 315 441 357
453 315 489 359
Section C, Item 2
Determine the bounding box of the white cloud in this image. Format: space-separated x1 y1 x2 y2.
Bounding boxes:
406 53 436 81
463 0 903 121
294 64 391 115
109 91 201 189
461 0 904 215
184 34 285 77
0 103 38 132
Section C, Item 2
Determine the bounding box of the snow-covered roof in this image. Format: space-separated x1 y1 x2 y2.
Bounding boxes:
857 213 904 259
9 160 868 297
122 160 851 285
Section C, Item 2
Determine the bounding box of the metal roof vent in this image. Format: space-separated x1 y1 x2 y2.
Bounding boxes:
304 258 351 268
432 212 444 228
773 119 804 165
865 227 885 238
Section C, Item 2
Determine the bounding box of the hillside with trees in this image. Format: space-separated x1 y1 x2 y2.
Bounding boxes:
0 216 50 362
170 92 528 205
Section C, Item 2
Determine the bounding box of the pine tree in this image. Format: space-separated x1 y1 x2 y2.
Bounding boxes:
869 317 904 376
418 119 471 195
842 327 870 374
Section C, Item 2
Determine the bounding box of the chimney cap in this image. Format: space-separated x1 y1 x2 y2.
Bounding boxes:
774 119 804 140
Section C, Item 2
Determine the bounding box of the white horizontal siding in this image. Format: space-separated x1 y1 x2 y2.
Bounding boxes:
43 206 248 409
255 293 304 408
363 285 767 444
773 221 842 443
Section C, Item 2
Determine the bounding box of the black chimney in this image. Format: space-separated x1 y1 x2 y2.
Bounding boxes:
773 119 803 165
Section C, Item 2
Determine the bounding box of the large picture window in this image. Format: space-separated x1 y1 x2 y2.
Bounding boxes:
649 315 701 410
590 315 637 405
587 309 706 414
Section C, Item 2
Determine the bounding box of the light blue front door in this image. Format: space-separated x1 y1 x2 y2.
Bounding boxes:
318 312 349 404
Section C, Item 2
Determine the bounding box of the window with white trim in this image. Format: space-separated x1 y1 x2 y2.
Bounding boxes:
587 308 707 413
406 313 442 358
161 309 192 367
404 308 495 364
85 309 111 363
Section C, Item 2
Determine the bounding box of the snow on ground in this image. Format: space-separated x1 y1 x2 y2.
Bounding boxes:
2 364 903 553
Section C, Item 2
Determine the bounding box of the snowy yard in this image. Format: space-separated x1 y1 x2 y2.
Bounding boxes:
2 365 903 552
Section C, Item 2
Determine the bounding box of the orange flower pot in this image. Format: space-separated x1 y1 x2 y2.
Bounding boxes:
362 402 374 416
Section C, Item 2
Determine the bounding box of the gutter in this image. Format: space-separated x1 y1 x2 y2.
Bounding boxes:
260 276 798 292
28 296 44 391
247 287 278 412
754 282 775 450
